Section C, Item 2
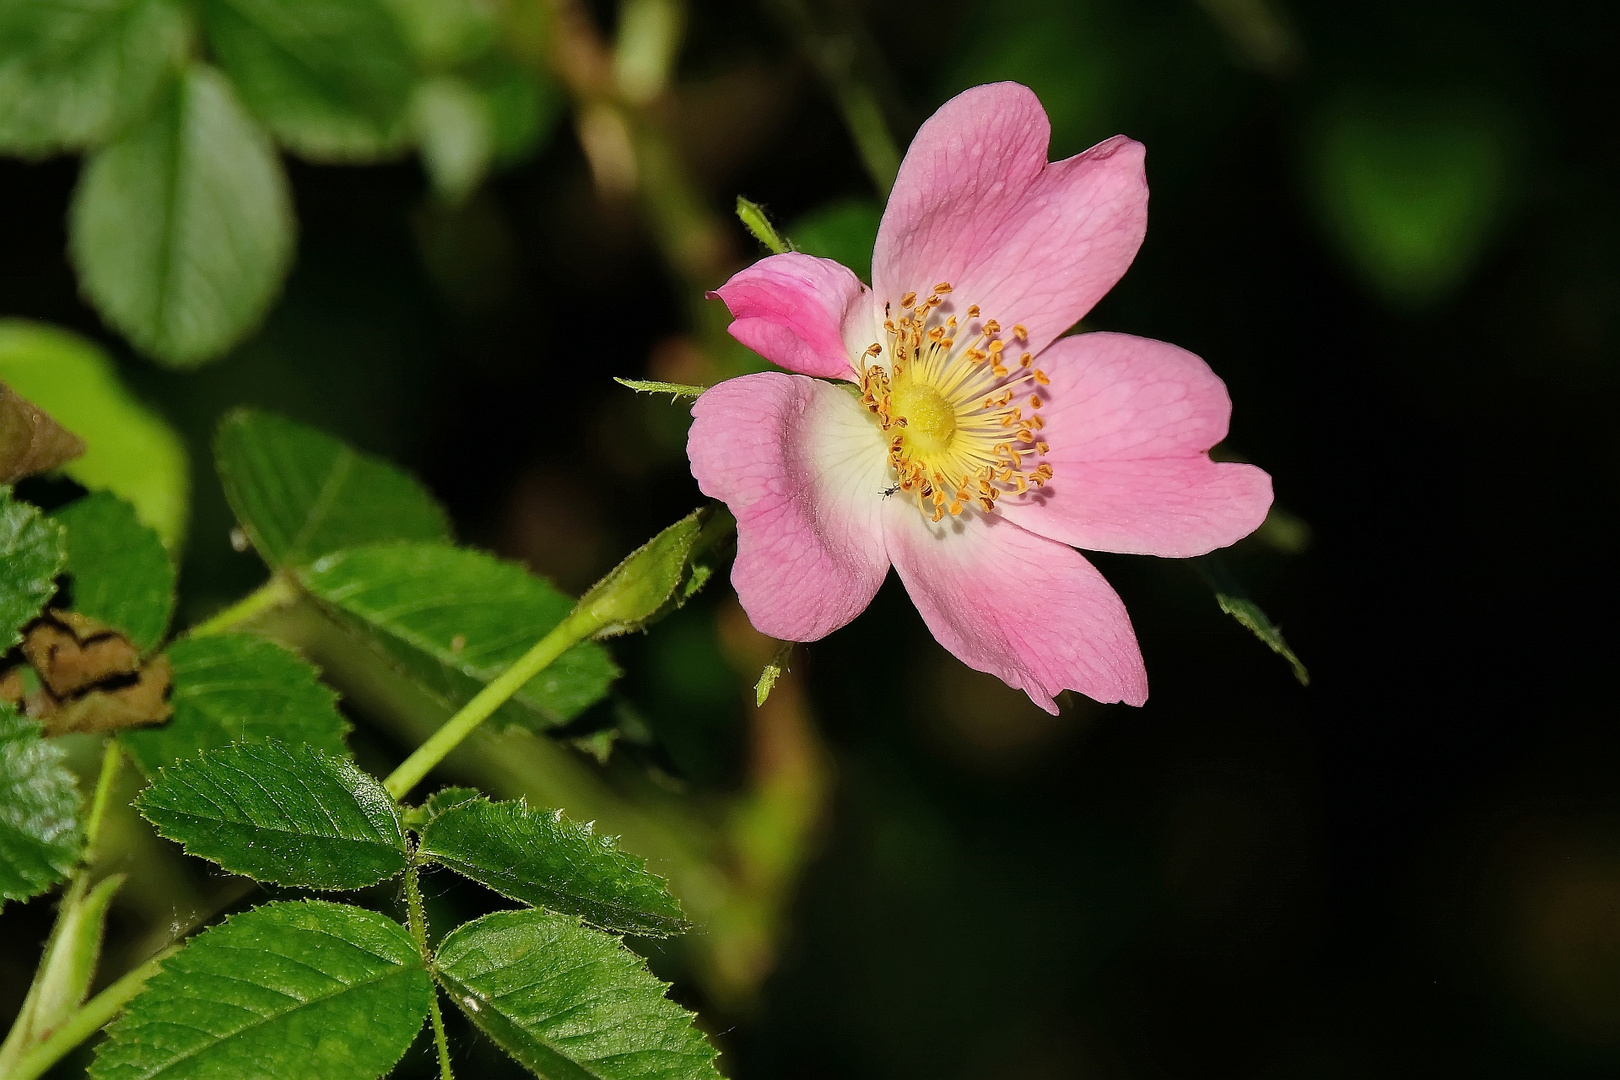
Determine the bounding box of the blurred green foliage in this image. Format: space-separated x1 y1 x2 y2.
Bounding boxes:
1307 93 1519 307
0 323 188 546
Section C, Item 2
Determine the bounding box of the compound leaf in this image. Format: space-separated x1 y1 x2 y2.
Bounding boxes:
91 899 431 1080
0 0 192 156
136 741 407 889
120 632 350 776
0 320 190 547
52 491 175 652
298 543 617 729
420 797 686 937
202 0 417 161
216 408 450 569
435 909 722 1080
69 63 295 368
0 707 82 906
0 486 65 651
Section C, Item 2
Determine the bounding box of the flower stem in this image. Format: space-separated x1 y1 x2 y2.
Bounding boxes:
186 575 299 637
6 947 175 1080
83 739 121 862
404 860 453 1080
383 609 601 800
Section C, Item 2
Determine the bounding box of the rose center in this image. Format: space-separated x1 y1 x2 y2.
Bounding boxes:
857 282 1054 522
889 382 956 454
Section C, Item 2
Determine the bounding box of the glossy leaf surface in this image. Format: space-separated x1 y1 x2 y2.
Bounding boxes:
420 797 686 936
435 909 723 1080
299 543 617 728
136 741 407 889
120 632 350 776
215 408 450 569
91 900 431 1080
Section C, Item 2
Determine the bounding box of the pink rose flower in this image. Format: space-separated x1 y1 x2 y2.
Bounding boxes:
687 82 1273 713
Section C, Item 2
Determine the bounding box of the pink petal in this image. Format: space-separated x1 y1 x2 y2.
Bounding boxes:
711 252 869 379
998 332 1274 557
872 83 1148 356
688 372 892 640
883 504 1148 713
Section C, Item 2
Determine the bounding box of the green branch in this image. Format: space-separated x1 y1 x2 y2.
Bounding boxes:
186 574 298 637
383 609 601 800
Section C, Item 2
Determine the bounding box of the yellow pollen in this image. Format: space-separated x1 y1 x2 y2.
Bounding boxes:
856 283 1055 520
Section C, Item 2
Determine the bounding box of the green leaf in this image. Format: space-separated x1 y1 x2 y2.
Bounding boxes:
576 507 725 638
735 196 790 255
69 63 295 368
136 741 407 889
788 199 880 284
613 377 706 401
0 320 190 547
202 0 418 161
413 75 493 203
0 0 192 156
1197 555 1309 686
52 492 175 652
435 909 722 1080
420 797 686 936
0 486 66 651
216 408 451 569
120 632 350 777
0 874 123 1073
298 543 617 728
91 899 431 1080
0 707 83 906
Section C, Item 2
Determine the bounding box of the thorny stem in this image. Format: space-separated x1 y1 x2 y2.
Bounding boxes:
186 574 298 637
6 947 177 1080
405 859 454 1080
383 609 603 800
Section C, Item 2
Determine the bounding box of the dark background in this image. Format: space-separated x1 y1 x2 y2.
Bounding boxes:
4 0 1619 1076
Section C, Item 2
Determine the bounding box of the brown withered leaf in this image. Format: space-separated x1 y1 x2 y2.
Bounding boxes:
43 654 172 737
0 382 86 483
21 611 141 698
0 665 24 706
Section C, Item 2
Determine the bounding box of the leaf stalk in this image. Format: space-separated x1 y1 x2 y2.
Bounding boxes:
383 609 601 800
186 574 298 637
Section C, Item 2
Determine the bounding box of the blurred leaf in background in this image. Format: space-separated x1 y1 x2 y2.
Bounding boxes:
0 321 189 547
1306 91 1520 309
202 0 418 161
0 0 193 157
69 64 296 367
